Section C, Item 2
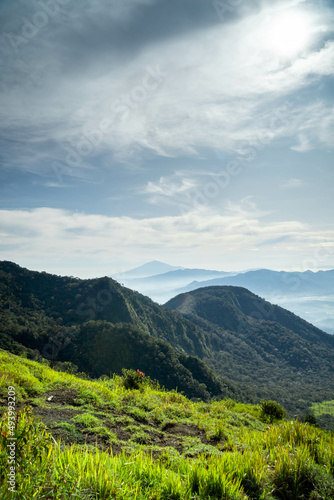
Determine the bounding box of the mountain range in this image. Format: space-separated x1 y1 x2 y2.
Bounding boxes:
114 262 334 334
1 260 334 417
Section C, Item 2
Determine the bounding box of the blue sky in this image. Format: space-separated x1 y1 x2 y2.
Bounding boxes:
0 0 333 277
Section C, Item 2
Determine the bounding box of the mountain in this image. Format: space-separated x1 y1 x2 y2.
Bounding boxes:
114 264 334 335
116 267 234 303
1 261 334 415
165 286 334 413
176 269 334 334
178 269 334 296
114 260 183 279
0 261 241 401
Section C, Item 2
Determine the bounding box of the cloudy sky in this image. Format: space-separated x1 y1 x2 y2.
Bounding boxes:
0 0 333 277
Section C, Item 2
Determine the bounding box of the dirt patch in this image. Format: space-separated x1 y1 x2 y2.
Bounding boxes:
107 424 131 442
163 423 210 444
149 430 184 452
26 400 218 456
163 423 200 436
48 426 86 445
33 406 81 423
33 407 121 453
43 388 79 406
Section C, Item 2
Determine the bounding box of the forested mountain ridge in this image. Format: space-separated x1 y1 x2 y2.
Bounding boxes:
165 286 334 412
1 261 334 415
0 261 244 401
165 286 334 347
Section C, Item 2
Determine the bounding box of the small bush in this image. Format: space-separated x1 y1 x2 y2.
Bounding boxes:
260 400 286 423
304 411 318 426
122 368 146 390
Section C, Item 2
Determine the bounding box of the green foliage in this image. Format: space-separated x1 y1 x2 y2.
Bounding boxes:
260 400 286 423
317 414 334 432
271 447 334 500
1 353 334 499
72 413 101 427
304 411 318 426
312 400 334 415
124 405 148 423
122 368 146 390
311 400 334 431
0 407 72 499
166 286 334 414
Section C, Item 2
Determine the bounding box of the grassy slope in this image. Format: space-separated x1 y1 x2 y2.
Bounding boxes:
1 349 334 499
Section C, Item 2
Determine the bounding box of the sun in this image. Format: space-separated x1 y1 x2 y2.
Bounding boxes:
264 10 313 58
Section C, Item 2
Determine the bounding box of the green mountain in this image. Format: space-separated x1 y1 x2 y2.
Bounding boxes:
165 286 334 413
0 261 239 401
1 261 334 415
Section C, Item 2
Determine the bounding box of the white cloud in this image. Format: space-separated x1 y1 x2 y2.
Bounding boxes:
281 178 303 188
0 1 333 177
144 176 197 196
139 173 199 206
0 207 333 276
291 134 313 152
290 102 334 152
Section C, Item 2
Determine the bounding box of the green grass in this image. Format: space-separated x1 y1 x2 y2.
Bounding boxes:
1 349 334 499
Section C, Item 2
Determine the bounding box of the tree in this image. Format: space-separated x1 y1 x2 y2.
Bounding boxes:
260 400 286 423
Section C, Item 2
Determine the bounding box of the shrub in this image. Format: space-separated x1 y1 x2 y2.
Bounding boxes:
122 368 146 390
304 411 318 426
260 400 286 423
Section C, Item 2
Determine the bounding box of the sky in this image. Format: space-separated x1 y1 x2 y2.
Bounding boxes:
0 0 333 277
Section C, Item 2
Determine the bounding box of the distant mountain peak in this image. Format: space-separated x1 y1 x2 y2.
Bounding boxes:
115 260 184 278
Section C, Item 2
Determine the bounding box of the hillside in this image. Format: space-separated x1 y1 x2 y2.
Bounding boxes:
177 269 334 334
0 261 243 401
1 349 334 499
165 286 334 413
1 261 334 415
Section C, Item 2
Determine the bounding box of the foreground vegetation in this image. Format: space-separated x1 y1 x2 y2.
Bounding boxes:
1 350 334 499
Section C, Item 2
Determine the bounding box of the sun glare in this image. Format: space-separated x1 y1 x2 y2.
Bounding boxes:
264 10 313 58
